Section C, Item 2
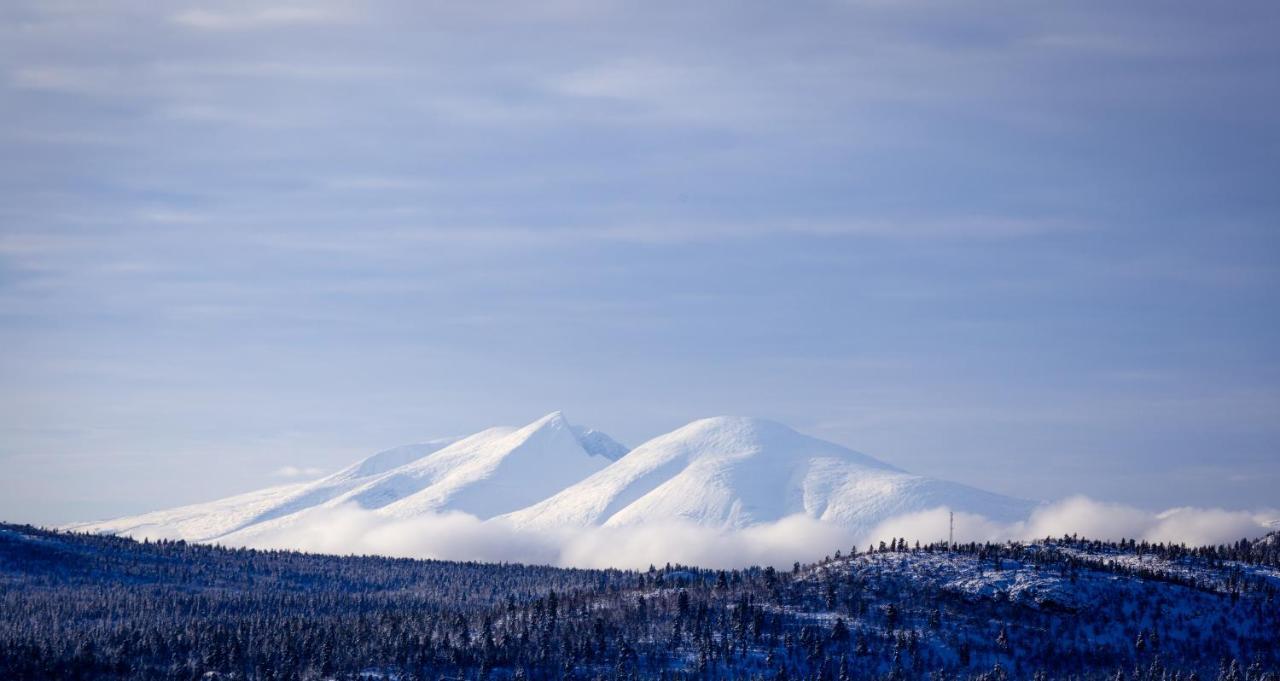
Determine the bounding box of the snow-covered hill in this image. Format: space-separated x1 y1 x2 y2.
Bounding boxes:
70 412 625 542
8 523 1278 679
503 416 1033 535
61 436 462 541
71 413 1034 545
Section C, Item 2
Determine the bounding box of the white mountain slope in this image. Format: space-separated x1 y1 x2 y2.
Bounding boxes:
66 436 462 542
71 412 627 542
502 416 1035 535
262 411 622 521
64 482 314 543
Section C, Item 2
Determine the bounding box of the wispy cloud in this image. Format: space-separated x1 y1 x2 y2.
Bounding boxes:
10 66 133 96
172 6 347 31
784 217 1089 240
271 465 327 479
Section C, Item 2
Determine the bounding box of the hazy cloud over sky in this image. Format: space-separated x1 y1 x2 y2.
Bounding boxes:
2 1 1278 524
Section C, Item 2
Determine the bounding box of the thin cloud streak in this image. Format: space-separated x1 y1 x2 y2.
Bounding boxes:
271 465 327 479
172 6 349 31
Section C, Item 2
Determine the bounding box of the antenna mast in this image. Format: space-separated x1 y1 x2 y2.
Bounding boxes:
949 511 954 549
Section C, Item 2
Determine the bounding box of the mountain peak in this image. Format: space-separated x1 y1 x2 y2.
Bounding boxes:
517 411 628 461
681 415 795 436
503 414 986 531
523 410 569 431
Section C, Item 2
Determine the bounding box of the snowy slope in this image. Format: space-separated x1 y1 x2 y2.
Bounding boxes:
73 412 628 543
373 412 624 518
503 416 1034 534
63 482 314 542
217 412 625 544
67 437 462 542
250 411 621 522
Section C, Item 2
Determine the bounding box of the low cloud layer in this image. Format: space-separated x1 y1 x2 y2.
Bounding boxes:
209 497 1278 570
868 496 1278 550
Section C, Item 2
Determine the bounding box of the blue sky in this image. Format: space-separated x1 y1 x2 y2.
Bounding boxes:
2 1 1277 524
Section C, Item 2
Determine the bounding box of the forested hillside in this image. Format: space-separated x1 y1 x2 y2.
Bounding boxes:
2 523 1277 680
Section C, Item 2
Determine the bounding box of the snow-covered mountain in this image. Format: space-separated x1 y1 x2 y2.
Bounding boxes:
61 436 464 542
503 416 1033 535
70 413 1034 545
70 412 625 542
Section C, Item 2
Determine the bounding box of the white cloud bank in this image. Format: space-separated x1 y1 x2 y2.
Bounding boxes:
865 496 1278 551
211 496 1278 571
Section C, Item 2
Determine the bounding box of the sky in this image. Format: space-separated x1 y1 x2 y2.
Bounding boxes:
1 1 1277 525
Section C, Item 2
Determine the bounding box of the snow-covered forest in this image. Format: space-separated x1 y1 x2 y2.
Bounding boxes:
2 523 1276 680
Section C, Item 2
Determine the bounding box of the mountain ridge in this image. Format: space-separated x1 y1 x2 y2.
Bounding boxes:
69 412 1036 545
503 415 1033 534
